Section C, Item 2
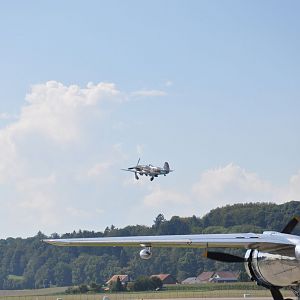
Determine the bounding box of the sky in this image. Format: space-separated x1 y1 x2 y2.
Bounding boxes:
0 1 300 238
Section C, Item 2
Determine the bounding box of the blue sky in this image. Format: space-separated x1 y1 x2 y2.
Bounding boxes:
0 1 300 238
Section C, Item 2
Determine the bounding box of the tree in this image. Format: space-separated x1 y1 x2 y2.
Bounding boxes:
0 201 298 289
131 276 160 291
53 262 72 286
72 255 87 285
150 276 163 289
110 276 124 292
153 214 165 229
78 284 88 293
177 251 199 281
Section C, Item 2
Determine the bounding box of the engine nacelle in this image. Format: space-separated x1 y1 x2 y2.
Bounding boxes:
295 244 300 260
140 248 152 260
245 247 300 288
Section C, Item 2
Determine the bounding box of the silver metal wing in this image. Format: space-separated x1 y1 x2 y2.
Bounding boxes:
44 232 294 251
121 169 137 172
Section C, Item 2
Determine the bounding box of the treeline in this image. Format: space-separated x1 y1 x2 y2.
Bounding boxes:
66 276 162 293
0 201 299 290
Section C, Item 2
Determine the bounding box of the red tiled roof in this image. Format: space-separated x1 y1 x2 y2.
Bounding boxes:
181 277 199 284
197 271 238 282
151 274 170 281
150 274 176 282
213 271 238 279
106 275 129 284
197 272 215 281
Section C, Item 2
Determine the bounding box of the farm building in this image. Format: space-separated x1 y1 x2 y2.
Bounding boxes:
196 271 238 283
106 275 130 285
151 274 177 284
181 277 202 284
209 271 238 283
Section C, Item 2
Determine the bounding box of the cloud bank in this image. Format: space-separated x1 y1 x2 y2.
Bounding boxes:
0 80 299 237
140 163 299 220
0 81 123 236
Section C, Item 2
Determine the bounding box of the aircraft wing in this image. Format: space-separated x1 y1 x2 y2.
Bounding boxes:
121 169 136 172
44 232 294 251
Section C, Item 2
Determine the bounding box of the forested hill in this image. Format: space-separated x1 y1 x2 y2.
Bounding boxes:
0 201 299 290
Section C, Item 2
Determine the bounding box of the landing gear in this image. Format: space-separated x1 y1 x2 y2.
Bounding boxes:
270 287 284 300
150 177 154 181
269 286 299 300
135 172 139 180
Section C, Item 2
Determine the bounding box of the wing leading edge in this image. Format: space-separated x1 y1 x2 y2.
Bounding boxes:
44 232 294 251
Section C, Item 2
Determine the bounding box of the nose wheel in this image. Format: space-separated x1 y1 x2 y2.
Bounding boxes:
150 177 154 181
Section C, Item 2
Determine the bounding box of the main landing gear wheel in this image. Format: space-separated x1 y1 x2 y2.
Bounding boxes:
150 177 154 181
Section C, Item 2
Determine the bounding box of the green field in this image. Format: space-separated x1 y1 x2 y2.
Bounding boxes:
0 283 295 300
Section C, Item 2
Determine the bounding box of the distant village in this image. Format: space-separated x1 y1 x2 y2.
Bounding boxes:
107 271 238 287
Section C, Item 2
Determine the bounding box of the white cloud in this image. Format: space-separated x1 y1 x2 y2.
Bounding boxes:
190 163 278 214
66 207 93 218
131 89 167 97
19 81 121 143
144 187 189 207
1 80 299 237
193 163 274 202
124 186 191 223
165 80 173 87
87 162 113 178
0 81 124 236
0 81 122 181
190 164 300 215
84 143 127 181
0 113 17 120
13 174 60 229
279 171 300 202
122 174 150 187
139 164 300 221
0 113 9 120
136 144 144 156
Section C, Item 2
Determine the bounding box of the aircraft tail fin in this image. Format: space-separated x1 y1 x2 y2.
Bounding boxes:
164 162 170 172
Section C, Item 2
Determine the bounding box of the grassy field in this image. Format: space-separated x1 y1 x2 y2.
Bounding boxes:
0 283 295 300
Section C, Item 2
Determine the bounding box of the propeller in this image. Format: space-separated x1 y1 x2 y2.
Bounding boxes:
204 250 245 263
128 158 141 170
281 216 300 234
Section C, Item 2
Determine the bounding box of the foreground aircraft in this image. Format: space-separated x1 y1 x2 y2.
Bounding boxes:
44 216 300 300
121 158 173 181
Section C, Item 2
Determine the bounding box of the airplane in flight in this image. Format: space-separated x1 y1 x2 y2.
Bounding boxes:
44 216 300 300
121 158 173 181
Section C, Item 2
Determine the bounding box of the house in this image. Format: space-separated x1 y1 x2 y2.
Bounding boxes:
197 271 215 283
181 277 202 284
151 274 177 284
196 271 238 283
106 275 130 286
210 271 238 283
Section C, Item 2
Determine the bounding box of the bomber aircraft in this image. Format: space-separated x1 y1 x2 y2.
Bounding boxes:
121 158 173 181
44 216 300 300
